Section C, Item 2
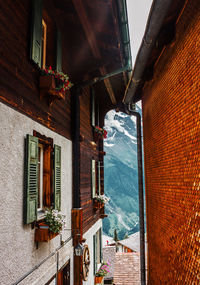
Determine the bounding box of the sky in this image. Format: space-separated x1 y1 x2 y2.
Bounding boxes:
126 0 153 67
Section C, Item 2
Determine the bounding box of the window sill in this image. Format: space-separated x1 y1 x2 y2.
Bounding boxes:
37 209 45 221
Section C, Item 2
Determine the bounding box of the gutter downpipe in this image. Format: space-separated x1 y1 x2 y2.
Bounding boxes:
72 87 81 209
123 0 173 104
126 107 145 285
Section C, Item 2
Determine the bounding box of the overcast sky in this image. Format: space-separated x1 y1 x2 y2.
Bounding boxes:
127 0 153 67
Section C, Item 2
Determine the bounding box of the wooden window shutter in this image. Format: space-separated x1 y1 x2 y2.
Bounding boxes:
30 0 43 67
24 135 38 224
97 99 100 126
91 88 95 127
98 161 101 195
54 145 61 211
56 28 62 72
43 145 52 208
91 159 96 198
93 234 97 275
99 228 102 262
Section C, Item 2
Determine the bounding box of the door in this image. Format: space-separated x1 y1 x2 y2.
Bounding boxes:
57 260 70 285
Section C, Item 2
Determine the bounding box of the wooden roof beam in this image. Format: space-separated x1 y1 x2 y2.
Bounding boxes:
72 0 117 105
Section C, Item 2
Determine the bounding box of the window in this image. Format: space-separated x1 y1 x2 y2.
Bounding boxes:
46 261 70 285
91 88 100 127
24 133 61 224
91 159 96 198
38 143 44 210
30 0 62 71
93 228 102 275
91 88 95 127
97 161 101 195
41 19 47 69
91 160 102 198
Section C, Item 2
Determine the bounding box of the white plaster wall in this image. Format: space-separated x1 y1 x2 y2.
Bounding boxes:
0 102 73 285
83 219 103 285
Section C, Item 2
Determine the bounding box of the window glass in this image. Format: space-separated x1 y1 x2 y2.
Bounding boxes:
38 143 44 210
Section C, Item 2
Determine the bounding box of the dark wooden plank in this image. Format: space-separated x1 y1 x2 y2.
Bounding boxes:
0 0 72 140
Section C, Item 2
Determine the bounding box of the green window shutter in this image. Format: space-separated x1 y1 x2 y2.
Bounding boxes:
56 28 62 72
24 135 38 224
54 145 61 211
98 161 101 195
91 88 95 127
30 0 42 67
93 234 97 275
99 228 102 262
91 159 96 198
97 99 100 126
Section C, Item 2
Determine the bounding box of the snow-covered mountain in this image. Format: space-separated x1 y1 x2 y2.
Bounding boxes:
104 111 137 169
103 106 142 240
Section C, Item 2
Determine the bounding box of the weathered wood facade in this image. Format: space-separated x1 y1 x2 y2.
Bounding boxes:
0 0 72 140
0 0 131 284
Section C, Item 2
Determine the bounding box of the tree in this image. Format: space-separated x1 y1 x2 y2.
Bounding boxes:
113 229 119 242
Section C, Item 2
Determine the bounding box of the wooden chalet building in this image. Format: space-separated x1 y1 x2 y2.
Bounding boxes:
0 0 131 285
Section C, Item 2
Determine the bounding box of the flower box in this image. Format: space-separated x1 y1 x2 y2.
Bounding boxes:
94 276 104 284
35 222 59 242
93 200 104 210
39 66 72 106
39 75 65 106
94 131 101 143
94 126 107 143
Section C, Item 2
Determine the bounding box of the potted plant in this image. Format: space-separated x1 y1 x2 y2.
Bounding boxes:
35 209 66 242
39 66 73 105
95 261 110 284
93 194 110 210
94 126 107 142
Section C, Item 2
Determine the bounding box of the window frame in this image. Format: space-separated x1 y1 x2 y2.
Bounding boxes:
97 161 101 196
30 0 62 72
33 131 53 215
93 228 102 275
38 143 44 211
23 130 61 224
91 159 96 199
41 19 47 69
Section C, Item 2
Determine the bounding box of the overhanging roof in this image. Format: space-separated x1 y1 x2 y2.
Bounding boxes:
52 0 132 111
123 0 187 105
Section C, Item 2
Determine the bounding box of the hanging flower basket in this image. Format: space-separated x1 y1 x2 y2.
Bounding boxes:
94 126 107 142
93 195 109 210
39 66 73 106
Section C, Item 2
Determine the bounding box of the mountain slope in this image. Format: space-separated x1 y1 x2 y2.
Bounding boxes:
103 109 141 239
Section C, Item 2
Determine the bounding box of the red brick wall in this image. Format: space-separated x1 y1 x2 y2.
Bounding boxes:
142 1 200 284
